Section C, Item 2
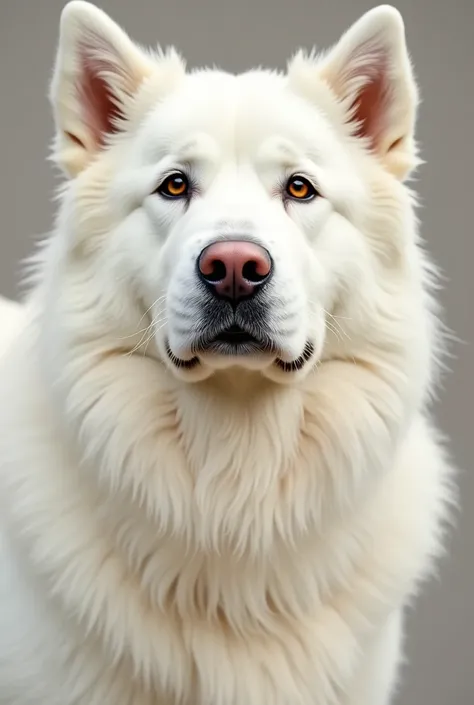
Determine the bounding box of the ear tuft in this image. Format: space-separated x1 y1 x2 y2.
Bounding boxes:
50 2 155 176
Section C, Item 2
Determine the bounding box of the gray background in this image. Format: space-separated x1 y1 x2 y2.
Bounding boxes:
0 1 472 702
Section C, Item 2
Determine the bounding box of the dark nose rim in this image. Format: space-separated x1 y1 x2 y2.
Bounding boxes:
196 241 274 294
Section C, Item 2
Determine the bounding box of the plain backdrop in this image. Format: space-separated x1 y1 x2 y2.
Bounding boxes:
0 1 472 703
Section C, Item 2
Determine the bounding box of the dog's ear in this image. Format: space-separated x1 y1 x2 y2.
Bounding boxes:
50 2 155 177
289 6 419 180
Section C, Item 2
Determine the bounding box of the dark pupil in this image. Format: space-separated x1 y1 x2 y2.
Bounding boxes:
171 177 184 190
293 180 305 191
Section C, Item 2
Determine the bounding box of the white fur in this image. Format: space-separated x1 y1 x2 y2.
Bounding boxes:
0 3 454 704
0 297 23 356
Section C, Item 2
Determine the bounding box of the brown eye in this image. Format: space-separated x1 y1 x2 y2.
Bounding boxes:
286 175 317 201
158 173 189 199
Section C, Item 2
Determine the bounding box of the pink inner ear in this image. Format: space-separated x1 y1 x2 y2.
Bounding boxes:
77 47 124 149
349 59 391 150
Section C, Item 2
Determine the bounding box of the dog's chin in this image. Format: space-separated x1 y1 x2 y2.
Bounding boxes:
198 346 276 372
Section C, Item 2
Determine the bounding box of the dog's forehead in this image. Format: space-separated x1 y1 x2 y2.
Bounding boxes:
135 69 340 165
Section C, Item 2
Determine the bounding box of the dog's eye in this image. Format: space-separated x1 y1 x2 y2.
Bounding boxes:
157 173 190 199
285 175 318 201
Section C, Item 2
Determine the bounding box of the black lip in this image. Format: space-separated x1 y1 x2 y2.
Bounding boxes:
274 341 314 372
165 342 200 370
213 325 259 345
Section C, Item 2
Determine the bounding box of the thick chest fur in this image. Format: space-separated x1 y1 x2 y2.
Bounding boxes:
0 341 450 705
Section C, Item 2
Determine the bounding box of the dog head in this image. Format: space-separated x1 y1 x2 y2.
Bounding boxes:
48 1 419 385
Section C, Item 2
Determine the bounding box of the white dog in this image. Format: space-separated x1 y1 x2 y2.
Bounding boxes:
0 3 454 704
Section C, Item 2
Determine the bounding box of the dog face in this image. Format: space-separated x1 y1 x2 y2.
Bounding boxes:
50 2 418 384
112 75 367 380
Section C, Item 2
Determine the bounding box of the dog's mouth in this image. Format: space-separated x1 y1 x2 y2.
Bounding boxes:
202 324 275 352
165 325 314 374
192 323 278 359
213 325 261 346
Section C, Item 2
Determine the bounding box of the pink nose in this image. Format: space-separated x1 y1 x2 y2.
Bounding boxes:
198 240 273 302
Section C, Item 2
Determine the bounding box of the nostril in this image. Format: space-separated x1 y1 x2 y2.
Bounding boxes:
201 258 226 283
242 260 269 284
